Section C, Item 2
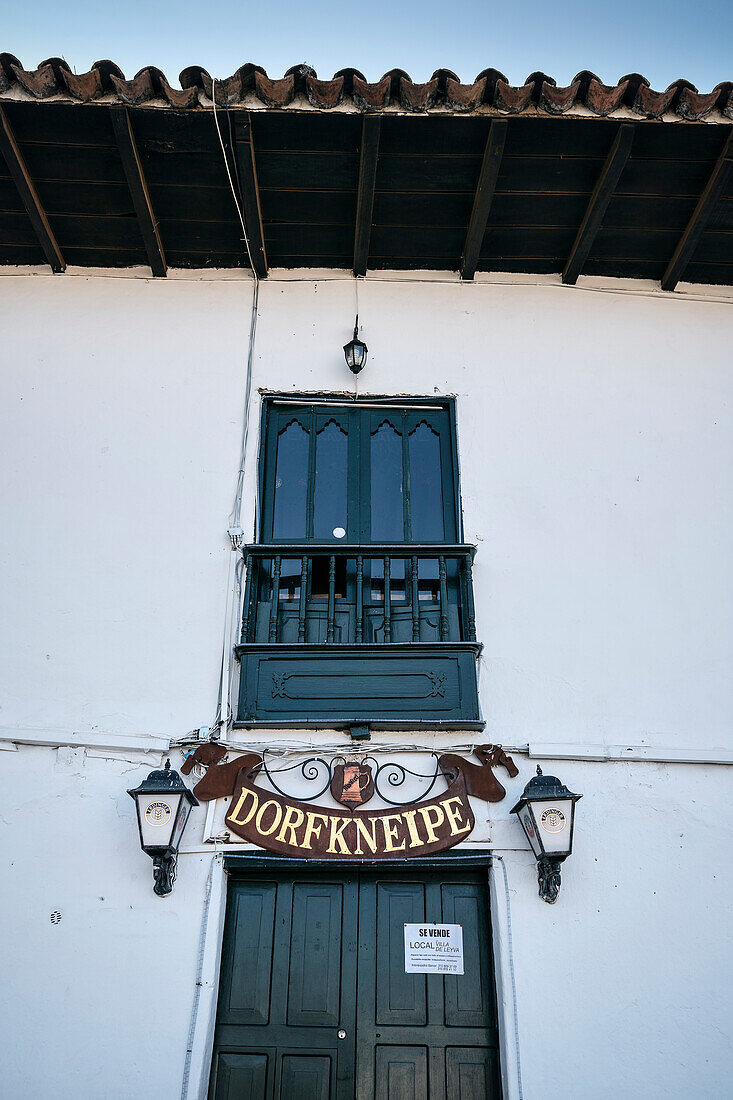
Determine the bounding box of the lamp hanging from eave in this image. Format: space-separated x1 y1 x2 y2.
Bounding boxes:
343 314 368 374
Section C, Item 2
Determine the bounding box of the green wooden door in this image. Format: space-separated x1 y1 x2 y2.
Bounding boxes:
209 867 500 1100
210 872 358 1100
356 870 500 1100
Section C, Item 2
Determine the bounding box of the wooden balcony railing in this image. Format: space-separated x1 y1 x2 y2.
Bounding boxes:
239 544 477 647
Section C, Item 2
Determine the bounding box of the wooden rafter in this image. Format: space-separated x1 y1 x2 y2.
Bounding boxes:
460 120 507 280
353 116 381 276
563 123 635 285
110 106 166 277
661 127 733 292
231 112 268 278
0 104 65 272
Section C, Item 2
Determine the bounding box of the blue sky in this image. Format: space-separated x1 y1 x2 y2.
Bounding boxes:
3 0 731 92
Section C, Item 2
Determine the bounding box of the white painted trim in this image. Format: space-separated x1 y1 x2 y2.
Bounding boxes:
0 726 171 753
187 855 228 1100
490 855 525 1100
527 742 733 765
202 798 228 844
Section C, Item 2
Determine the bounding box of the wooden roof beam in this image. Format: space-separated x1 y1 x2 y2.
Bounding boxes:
231 112 268 279
353 116 381 277
661 127 733 292
563 123 635 285
460 120 507 281
110 106 166 277
0 104 65 273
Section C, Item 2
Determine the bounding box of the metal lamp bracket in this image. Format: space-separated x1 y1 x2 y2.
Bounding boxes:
152 853 177 897
537 856 563 904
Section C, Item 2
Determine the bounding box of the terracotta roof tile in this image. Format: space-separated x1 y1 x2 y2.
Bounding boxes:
0 55 730 121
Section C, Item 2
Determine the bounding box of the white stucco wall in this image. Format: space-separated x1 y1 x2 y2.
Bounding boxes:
2 270 731 748
2 742 730 1100
1 268 731 1099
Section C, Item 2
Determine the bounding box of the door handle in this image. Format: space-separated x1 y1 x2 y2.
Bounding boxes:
337 1029 347 1040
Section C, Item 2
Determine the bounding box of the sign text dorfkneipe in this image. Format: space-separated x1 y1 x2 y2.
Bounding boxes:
404 923 464 974
224 773 474 859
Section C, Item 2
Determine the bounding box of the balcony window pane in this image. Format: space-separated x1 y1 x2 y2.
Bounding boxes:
314 420 348 540
273 420 309 539
371 421 403 541
409 422 444 541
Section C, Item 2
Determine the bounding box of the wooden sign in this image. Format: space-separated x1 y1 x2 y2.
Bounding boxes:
183 742 519 860
225 772 474 859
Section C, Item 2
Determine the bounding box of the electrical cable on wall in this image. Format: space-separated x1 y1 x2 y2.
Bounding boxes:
208 78 261 739
178 81 264 1100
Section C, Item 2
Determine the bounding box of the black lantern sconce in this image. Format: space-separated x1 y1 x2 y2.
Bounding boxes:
343 315 368 374
510 766 582 904
128 759 199 897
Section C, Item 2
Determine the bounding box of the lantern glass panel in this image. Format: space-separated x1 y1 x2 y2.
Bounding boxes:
172 798 193 850
518 805 543 859
136 791 184 850
531 798 574 856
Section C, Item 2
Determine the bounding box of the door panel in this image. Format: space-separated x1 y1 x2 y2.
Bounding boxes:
445 1048 500 1100
441 881 494 1027
375 881 427 1026
220 881 277 1025
280 1053 334 1100
211 867 499 1100
288 883 344 1026
211 1051 270 1100
374 1046 428 1100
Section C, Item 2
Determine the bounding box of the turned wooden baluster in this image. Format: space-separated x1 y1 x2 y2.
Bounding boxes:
240 551 252 643
268 556 281 642
383 556 391 642
327 555 336 642
411 555 420 641
297 555 308 642
463 553 477 641
356 555 364 643
438 555 449 641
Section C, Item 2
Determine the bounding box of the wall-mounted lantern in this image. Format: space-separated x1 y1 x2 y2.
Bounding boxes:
343 316 368 374
128 759 199 897
510 766 582 904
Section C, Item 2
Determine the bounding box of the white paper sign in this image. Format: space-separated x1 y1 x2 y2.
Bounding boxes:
404 923 464 974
